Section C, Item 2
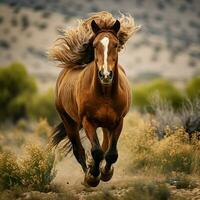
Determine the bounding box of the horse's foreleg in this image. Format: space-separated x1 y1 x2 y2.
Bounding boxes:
100 119 123 182
102 128 110 152
82 117 104 187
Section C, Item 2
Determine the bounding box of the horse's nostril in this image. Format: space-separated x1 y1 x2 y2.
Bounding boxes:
109 71 113 79
98 70 104 80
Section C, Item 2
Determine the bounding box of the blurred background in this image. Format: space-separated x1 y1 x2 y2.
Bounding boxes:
1 0 200 85
0 0 200 124
0 1 200 199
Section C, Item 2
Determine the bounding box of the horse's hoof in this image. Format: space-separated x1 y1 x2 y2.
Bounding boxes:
100 166 114 182
84 170 100 187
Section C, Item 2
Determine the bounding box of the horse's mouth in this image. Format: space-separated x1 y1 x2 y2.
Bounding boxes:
100 79 113 86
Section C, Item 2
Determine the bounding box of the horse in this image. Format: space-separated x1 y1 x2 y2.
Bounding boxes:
50 12 139 187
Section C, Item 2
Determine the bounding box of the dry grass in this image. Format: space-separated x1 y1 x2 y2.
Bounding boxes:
0 109 199 199
0 145 55 192
121 112 200 176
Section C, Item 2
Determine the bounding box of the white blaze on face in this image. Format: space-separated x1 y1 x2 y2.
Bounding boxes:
100 37 109 78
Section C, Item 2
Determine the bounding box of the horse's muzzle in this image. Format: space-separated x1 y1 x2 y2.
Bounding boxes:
98 70 113 85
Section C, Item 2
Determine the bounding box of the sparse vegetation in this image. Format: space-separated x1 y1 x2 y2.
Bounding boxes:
0 63 58 124
122 112 200 176
11 17 18 27
28 89 58 124
0 39 10 49
0 151 21 191
0 62 37 122
166 173 197 189
123 179 170 200
0 16 4 24
21 15 29 30
0 145 55 192
186 76 200 98
35 118 52 139
42 11 51 18
37 22 48 30
132 79 183 112
20 145 56 191
86 190 115 200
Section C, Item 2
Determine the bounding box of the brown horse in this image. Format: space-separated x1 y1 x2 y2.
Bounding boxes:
50 12 139 187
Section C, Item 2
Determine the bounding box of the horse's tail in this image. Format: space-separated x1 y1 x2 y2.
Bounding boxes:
49 122 73 155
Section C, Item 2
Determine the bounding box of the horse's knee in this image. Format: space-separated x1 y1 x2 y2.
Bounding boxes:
91 147 104 163
105 151 118 164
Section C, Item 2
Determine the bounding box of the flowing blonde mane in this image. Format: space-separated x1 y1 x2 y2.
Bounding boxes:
49 11 140 68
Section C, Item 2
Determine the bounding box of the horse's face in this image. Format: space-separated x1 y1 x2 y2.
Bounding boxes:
91 20 120 85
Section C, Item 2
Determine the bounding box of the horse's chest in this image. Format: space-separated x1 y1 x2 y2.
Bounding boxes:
87 104 119 128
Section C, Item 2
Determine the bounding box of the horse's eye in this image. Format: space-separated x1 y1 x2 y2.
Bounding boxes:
113 44 118 48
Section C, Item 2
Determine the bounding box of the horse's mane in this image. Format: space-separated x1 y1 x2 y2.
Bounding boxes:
49 11 140 68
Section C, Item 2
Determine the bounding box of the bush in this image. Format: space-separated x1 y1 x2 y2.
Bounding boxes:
186 76 200 98
151 97 200 138
153 129 193 174
0 62 37 122
122 114 200 175
0 62 58 124
132 79 183 112
20 145 56 191
0 151 21 190
28 89 58 124
0 145 55 192
35 118 52 139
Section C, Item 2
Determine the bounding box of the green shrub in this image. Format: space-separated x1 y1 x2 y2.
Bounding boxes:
8 93 32 121
132 79 183 112
186 76 200 98
28 89 58 124
0 62 59 124
0 62 37 122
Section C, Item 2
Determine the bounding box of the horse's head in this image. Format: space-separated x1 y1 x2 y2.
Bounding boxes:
91 20 120 85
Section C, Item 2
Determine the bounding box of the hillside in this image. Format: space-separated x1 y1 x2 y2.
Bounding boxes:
0 0 200 89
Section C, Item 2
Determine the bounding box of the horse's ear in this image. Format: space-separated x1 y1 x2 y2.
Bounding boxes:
112 20 120 34
91 20 100 34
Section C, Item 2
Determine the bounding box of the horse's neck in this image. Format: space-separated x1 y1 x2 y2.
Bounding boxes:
90 62 119 98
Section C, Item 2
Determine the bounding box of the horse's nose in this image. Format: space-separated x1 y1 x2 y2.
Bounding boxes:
108 71 113 80
98 70 113 83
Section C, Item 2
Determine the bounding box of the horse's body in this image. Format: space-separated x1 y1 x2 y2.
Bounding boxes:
56 62 131 127
50 14 138 187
